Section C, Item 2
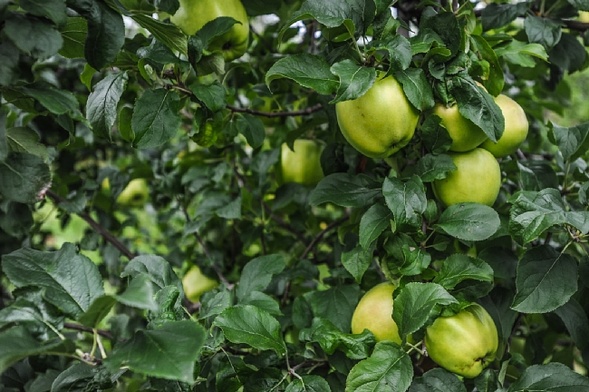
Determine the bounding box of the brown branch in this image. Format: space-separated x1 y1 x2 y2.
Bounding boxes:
563 19 589 32
63 322 113 340
301 215 350 260
45 189 136 260
226 103 324 118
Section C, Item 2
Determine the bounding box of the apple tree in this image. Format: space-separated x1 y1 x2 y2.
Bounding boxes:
1 0 589 390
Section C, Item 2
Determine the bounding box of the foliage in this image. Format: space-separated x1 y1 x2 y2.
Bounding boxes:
1 0 589 390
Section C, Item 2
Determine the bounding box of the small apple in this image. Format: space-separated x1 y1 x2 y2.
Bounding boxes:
433 103 488 152
425 303 499 378
351 282 402 344
335 74 420 159
182 265 219 303
280 139 324 186
116 178 149 207
480 94 529 158
170 0 249 61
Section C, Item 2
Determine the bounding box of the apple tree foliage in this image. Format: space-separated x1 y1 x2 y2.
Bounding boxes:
1 0 589 390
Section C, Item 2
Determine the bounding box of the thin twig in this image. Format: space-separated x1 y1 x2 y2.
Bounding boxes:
64 322 113 340
45 189 136 260
226 103 324 118
301 215 350 259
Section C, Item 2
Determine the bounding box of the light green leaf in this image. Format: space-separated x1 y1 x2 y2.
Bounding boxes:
78 295 117 328
512 245 578 313
266 53 339 95
330 61 376 103
436 203 500 242
214 305 286 356
106 320 206 383
300 318 374 360
345 341 413 392
434 254 495 290
494 40 548 67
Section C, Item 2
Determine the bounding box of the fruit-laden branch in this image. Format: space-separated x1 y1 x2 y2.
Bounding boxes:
45 190 136 260
227 103 324 117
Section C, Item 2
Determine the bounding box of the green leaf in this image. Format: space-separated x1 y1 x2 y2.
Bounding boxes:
310 173 381 208
300 318 375 360
507 363 589 392
512 245 578 313
419 115 453 154
408 368 466 392
78 296 117 328
59 17 87 59
382 233 432 277
509 188 589 243
411 154 456 183
567 0 589 10
470 35 504 96
20 0 67 25
524 15 562 49
345 341 413 392
549 122 589 161
116 273 159 311
494 40 548 68
517 160 559 191
232 113 266 149
0 153 51 203
435 203 500 242
1 243 104 319
236 254 286 300
214 305 286 356
106 320 206 383
132 88 182 149
4 14 63 60
554 298 589 352
86 72 129 139
341 244 373 283
285 0 376 34
239 291 282 316
266 53 339 95
6 127 49 161
0 42 20 86
395 67 435 111
433 254 494 291
448 76 504 142
481 2 529 30
18 82 82 117
0 326 71 375
286 375 332 392
330 61 376 103
190 81 226 112
359 203 392 249
382 176 427 230
121 255 182 291
305 285 361 332
131 13 187 55
392 282 458 339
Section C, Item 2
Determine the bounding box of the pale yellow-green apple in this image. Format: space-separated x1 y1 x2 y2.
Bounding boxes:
170 0 249 61
425 303 499 378
432 148 501 207
351 282 402 344
335 75 419 158
115 178 149 207
182 265 219 303
481 94 529 158
433 103 488 152
280 139 324 186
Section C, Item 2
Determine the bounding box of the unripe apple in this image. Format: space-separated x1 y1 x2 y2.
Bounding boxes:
351 282 402 344
433 103 488 152
280 139 324 186
481 94 529 158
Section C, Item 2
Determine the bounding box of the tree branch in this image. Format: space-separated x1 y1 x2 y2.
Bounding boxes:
64 322 113 340
301 215 350 260
45 189 136 260
226 103 324 118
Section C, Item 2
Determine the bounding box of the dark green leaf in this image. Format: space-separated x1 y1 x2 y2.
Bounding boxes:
567 0 589 10
0 42 20 86
330 61 376 103
132 88 182 149
236 254 286 300
190 81 226 112
549 33 587 73
481 2 529 30
305 285 361 332
507 363 589 391
2 243 104 319
4 14 63 59
59 17 87 59
512 245 578 313
20 0 67 25
395 67 435 111
106 320 206 383
300 318 375 360
359 203 392 249
525 16 562 49
232 113 266 149
419 115 453 154
18 83 82 117
382 175 427 230
517 160 559 191
494 40 548 67
549 122 589 160
345 341 413 392
6 127 50 161
434 254 494 290
131 13 187 55
214 305 286 356
382 233 432 277
86 72 129 139
341 244 373 283
116 273 159 311
470 35 504 96
239 291 282 316
266 54 339 95
310 173 381 208
435 203 500 242
286 375 332 392
78 296 117 328
411 153 456 182
392 282 458 339
287 0 376 34
121 255 182 291
554 298 589 351
0 153 51 203
409 368 466 392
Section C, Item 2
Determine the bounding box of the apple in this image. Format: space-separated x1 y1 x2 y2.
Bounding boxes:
425 303 499 378
170 0 249 61
480 94 529 158
351 282 402 344
182 265 219 303
116 178 149 207
433 103 488 152
432 148 501 207
280 139 324 186
335 74 420 159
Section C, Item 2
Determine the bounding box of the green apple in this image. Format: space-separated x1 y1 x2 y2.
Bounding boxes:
170 0 249 61
335 74 419 159
182 265 219 303
116 178 149 207
351 282 402 344
432 148 501 207
433 103 488 152
481 94 529 158
280 139 324 186
425 303 499 378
